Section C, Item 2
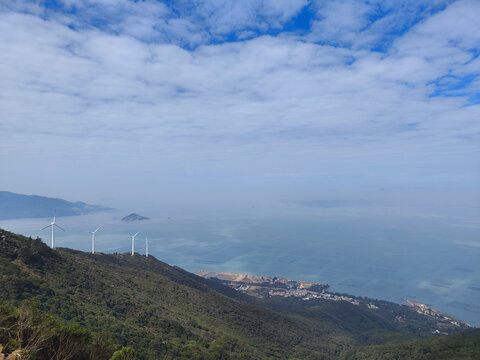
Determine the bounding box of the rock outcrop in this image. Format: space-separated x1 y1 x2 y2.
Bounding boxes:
0 346 23 360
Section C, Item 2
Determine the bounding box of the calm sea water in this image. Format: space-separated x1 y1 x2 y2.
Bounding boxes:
2 210 479 326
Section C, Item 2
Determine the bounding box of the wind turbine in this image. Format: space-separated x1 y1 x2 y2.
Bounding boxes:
145 235 149 257
42 213 65 249
90 226 101 254
131 232 139 256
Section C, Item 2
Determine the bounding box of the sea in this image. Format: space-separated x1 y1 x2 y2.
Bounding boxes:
1 208 479 326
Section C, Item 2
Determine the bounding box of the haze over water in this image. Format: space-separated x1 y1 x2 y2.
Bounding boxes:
2 205 479 327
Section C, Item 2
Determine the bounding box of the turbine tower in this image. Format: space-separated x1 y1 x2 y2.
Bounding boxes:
145 235 149 257
90 226 101 254
131 232 139 256
42 213 65 249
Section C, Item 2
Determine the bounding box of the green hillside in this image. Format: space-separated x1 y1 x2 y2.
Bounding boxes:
340 328 480 360
0 229 478 359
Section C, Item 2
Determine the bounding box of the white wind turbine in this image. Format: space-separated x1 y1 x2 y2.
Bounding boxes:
131 232 139 256
42 213 65 249
145 235 149 257
90 226 101 254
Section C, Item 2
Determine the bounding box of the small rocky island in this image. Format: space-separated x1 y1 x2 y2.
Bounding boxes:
121 213 150 222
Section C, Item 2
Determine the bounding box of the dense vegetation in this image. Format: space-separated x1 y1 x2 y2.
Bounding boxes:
0 229 478 359
340 329 480 360
0 302 119 359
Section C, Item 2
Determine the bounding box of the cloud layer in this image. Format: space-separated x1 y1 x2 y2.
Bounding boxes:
0 0 478 213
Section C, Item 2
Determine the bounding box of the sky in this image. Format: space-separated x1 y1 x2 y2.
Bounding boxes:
0 0 479 217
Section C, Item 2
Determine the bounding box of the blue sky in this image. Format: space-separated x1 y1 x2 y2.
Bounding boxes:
0 0 479 217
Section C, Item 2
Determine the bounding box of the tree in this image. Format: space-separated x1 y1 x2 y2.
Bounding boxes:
109 347 136 360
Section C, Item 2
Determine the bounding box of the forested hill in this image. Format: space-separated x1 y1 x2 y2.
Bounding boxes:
0 229 479 360
0 191 112 219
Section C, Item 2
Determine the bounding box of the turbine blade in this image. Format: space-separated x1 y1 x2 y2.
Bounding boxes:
94 226 101 233
54 224 65 231
42 225 51 230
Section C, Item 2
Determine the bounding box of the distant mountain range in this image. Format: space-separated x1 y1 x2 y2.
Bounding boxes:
0 191 112 220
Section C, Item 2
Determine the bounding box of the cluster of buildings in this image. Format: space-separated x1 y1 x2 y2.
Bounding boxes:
268 288 362 306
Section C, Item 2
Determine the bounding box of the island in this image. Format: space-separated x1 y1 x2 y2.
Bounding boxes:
121 213 150 222
0 191 112 220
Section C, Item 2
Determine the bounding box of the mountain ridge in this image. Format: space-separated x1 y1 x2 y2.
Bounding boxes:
0 228 478 359
0 191 112 220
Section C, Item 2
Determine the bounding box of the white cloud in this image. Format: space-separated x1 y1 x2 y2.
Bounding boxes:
308 0 457 49
0 0 478 209
179 0 308 37
309 0 371 46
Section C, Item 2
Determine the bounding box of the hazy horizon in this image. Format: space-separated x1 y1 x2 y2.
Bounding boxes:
1 0 479 219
